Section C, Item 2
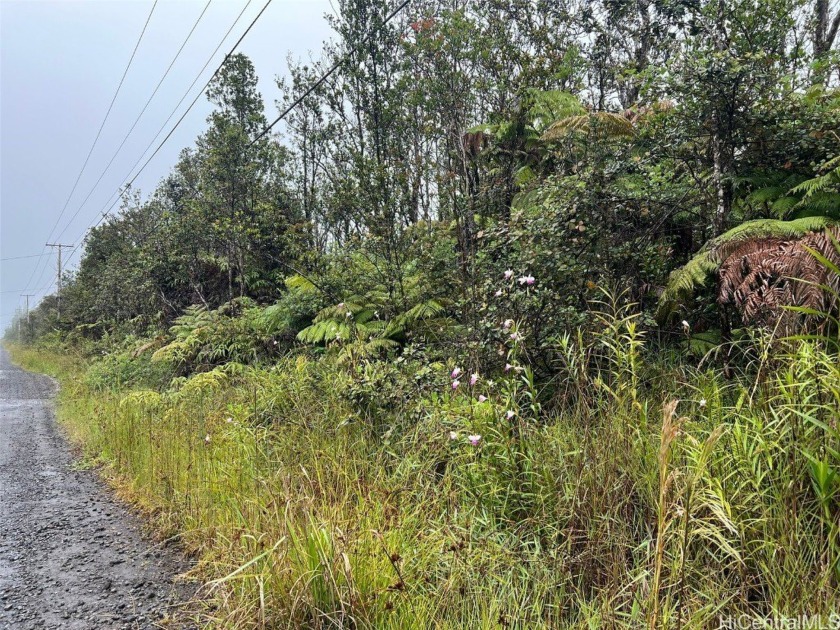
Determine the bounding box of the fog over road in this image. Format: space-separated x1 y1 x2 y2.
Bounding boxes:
0 348 193 629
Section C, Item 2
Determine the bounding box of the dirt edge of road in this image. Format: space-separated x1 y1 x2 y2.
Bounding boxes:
0 347 201 630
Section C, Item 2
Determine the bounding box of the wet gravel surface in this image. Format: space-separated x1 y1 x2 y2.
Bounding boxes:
0 348 195 629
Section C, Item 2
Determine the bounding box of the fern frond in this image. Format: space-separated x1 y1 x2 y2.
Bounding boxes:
541 111 634 141
297 320 352 343
315 301 365 322
790 155 840 202
657 217 836 321
285 274 318 293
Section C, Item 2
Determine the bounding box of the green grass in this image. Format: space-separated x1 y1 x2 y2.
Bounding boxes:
5 334 838 629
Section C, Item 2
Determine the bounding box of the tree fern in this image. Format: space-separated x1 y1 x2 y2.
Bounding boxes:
657 217 837 321
285 274 318 294
790 155 840 203
541 111 635 141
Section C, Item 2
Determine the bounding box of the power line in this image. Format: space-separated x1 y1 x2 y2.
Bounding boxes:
0 252 54 262
62 0 270 269
32 0 256 291
75 0 411 270
53 0 213 244
53 0 413 301
23 0 159 296
0 286 52 295
252 0 412 145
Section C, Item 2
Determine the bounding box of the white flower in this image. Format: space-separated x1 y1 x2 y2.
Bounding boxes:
504 269 514 280
681 320 690 331
449 431 459 441
503 319 514 330
699 398 707 408
204 434 211 445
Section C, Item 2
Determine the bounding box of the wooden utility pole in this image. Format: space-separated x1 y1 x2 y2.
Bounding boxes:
45 243 72 318
20 293 34 334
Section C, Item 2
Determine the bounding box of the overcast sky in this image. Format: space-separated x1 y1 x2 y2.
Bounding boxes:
0 0 334 330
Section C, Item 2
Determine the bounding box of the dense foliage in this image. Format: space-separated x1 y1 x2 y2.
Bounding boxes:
6 0 840 627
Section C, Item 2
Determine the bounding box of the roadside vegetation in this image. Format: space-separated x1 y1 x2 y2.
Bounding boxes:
6 0 839 627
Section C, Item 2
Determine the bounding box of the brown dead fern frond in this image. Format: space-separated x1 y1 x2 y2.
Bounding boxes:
717 227 840 333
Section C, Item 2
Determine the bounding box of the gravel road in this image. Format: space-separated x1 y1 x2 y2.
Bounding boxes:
0 347 194 629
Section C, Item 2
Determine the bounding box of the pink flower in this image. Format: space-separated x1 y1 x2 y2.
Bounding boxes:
470 373 479 386
506 410 515 419
503 319 514 330
478 395 487 403
504 363 514 372
451 367 462 379
468 434 482 446
504 269 514 280
510 332 520 341
452 379 460 390
518 275 535 286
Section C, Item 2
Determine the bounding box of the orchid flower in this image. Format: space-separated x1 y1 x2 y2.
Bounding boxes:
504 269 514 280
468 434 482 446
451 367 462 379
478 395 487 403
470 373 479 386
452 379 460 390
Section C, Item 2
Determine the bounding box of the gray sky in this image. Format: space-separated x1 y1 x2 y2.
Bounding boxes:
0 0 334 330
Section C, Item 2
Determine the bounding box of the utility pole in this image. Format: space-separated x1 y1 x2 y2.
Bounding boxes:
45 243 72 318
20 293 34 337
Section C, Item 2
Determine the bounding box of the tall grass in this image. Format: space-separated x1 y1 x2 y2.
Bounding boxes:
6 318 838 628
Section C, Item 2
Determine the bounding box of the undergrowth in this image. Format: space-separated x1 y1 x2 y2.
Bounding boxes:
6 309 839 629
